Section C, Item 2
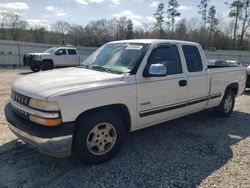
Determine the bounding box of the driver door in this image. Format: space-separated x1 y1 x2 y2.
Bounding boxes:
136 44 188 128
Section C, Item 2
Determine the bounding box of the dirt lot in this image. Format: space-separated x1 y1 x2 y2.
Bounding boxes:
0 68 249 188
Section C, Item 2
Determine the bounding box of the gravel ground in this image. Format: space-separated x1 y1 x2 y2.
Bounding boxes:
0 68 249 188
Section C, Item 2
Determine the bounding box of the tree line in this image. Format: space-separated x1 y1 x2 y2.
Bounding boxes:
0 0 250 50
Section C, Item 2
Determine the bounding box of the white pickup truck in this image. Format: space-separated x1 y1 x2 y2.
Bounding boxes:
23 47 80 72
5 40 246 164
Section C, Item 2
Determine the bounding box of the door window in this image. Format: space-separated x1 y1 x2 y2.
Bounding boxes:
55 49 66 55
68 49 76 55
147 45 182 75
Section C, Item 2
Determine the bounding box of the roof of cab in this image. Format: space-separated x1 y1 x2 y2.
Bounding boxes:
109 39 199 46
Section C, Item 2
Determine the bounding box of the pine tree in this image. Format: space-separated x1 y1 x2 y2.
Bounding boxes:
126 19 134 39
228 0 244 49
239 0 250 48
167 0 181 37
198 0 209 30
153 2 165 38
207 6 218 47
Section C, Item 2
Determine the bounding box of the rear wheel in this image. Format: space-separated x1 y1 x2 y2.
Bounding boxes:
73 111 125 165
214 89 235 117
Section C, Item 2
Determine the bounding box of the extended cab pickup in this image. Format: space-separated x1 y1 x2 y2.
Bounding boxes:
23 47 80 72
5 40 247 164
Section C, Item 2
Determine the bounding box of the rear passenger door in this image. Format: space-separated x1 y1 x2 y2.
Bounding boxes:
67 49 78 66
182 45 210 113
137 44 188 128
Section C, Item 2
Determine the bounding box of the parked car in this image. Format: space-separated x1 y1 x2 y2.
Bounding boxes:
5 39 247 164
225 60 241 66
247 65 250 88
208 59 242 67
23 47 81 72
208 59 228 66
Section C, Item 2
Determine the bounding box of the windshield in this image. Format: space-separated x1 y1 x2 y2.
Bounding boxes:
44 47 57 54
81 43 148 74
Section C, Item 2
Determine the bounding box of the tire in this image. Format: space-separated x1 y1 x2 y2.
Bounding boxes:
214 89 235 117
23 55 29 66
30 64 41 72
73 111 125 165
41 60 54 71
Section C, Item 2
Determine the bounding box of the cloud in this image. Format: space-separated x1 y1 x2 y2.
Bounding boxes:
0 2 29 10
89 0 105 3
178 5 193 10
114 10 142 20
150 1 159 7
27 19 51 30
146 16 156 23
111 0 120 5
45 6 67 17
114 10 142 27
74 0 120 5
74 0 88 4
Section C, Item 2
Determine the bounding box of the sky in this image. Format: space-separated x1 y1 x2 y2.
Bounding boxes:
0 0 234 30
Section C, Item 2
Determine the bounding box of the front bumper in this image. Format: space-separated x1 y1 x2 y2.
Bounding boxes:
23 55 42 67
4 103 75 158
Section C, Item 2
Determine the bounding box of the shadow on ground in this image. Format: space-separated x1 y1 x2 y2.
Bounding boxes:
18 72 33 75
0 110 249 187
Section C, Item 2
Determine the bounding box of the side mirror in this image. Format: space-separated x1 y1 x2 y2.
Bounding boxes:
144 64 167 77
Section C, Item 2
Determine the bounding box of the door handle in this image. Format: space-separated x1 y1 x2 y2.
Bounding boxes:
179 80 187 87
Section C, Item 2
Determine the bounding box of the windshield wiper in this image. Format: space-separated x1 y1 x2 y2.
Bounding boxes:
91 65 112 73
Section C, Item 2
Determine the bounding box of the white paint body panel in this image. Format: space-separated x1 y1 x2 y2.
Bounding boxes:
11 39 247 132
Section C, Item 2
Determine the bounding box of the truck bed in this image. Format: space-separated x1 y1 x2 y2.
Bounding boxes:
207 65 240 69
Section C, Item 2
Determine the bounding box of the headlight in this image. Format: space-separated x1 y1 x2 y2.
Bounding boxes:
29 99 61 126
29 99 60 111
30 115 62 126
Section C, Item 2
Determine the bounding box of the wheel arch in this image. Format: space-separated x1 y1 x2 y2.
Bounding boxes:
42 59 54 66
226 82 239 96
75 104 131 133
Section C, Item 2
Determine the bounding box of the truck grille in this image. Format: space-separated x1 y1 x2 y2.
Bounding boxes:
13 106 30 119
247 75 250 82
11 91 30 106
11 91 31 120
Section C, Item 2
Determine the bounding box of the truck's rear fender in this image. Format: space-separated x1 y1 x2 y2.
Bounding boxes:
74 104 131 133
226 83 239 96
206 82 239 109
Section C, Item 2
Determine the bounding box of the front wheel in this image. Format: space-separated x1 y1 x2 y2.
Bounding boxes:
41 61 54 71
30 64 41 72
73 111 125 165
214 89 235 117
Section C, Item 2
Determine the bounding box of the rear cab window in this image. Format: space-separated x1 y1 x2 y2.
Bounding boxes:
182 45 203 72
68 49 77 55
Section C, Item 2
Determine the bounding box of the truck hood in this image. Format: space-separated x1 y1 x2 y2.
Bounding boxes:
28 53 50 55
12 68 125 100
